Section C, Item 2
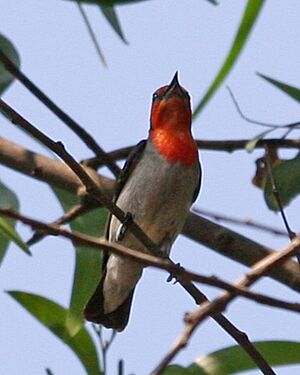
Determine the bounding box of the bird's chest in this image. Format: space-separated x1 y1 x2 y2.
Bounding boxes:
109 147 199 250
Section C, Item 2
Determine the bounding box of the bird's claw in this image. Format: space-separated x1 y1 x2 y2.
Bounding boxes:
166 263 184 284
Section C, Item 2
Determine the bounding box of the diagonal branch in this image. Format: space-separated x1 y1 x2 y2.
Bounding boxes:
0 49 119 177
153 237 300 374
0 101 274 373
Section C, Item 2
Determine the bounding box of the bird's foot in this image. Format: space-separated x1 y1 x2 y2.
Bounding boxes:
166 263 184 284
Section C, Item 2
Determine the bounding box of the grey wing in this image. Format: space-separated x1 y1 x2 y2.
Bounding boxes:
104 140 147 241
192 160 202 203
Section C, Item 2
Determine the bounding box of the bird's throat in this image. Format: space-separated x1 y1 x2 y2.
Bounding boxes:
150 129 198 167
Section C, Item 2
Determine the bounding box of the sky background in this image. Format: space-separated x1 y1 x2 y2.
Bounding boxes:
1 1 300 374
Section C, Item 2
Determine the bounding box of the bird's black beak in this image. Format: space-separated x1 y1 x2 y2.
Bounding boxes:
165 72 185 98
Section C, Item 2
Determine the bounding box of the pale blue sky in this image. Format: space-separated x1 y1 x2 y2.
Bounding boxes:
1 1 300 374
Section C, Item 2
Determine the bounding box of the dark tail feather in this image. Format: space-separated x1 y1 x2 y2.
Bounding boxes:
83 279 135 332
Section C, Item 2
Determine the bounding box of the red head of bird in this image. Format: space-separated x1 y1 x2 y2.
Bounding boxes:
149 72 197 167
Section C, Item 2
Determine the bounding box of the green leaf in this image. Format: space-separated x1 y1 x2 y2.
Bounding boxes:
100 5 128 43
193 0 265 118
0 181 29 263
0 217 30 255
258 73 300 103
65 0 150 5
9 291 102 375
165 341 300 374
0 34 20 94
264 156 300 211
52 187 107 336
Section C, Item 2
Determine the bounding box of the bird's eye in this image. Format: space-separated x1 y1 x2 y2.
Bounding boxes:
152 92 159 101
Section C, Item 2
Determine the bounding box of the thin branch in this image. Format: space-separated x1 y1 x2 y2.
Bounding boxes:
193 207 288 237
227 86 300 130
264 145 296 240
2 208 300 315
76 0 107 67
27 203 91 246
153 237 300 374
264 145 298 264
82 138 300 169
1 137 300 292
0 49 119 177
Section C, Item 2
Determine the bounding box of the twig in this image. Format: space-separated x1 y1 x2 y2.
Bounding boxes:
76 0 107 67
92 325 114 375
264 145 298 264
118 360 124 375
264 145 296 240
1 137 300 292
153 237 300 374
27 203 91 246
0 49 119 177
227 86 300 130
193 207 288 237
2 208 300 315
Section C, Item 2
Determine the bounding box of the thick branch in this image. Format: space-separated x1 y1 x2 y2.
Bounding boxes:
1 136 300 293
0 137 114 197
182 213 300 292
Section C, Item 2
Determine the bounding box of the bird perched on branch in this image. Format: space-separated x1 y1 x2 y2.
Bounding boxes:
84 72 201 331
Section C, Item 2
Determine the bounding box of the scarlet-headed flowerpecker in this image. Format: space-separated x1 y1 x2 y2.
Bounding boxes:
84 73 201 331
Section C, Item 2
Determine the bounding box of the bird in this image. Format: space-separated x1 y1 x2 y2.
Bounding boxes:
84 72 201 331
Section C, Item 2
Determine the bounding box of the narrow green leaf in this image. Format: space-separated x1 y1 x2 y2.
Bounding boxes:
9 291 102 375
64 0 150 5
52 187 107 336
264 156 300 211
0 181 29 263
0 34 20 94
165 341 300 374
77 1 107 67
0 217 30 254
258 73 300 103
100 5 128 43
193 0 265 118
